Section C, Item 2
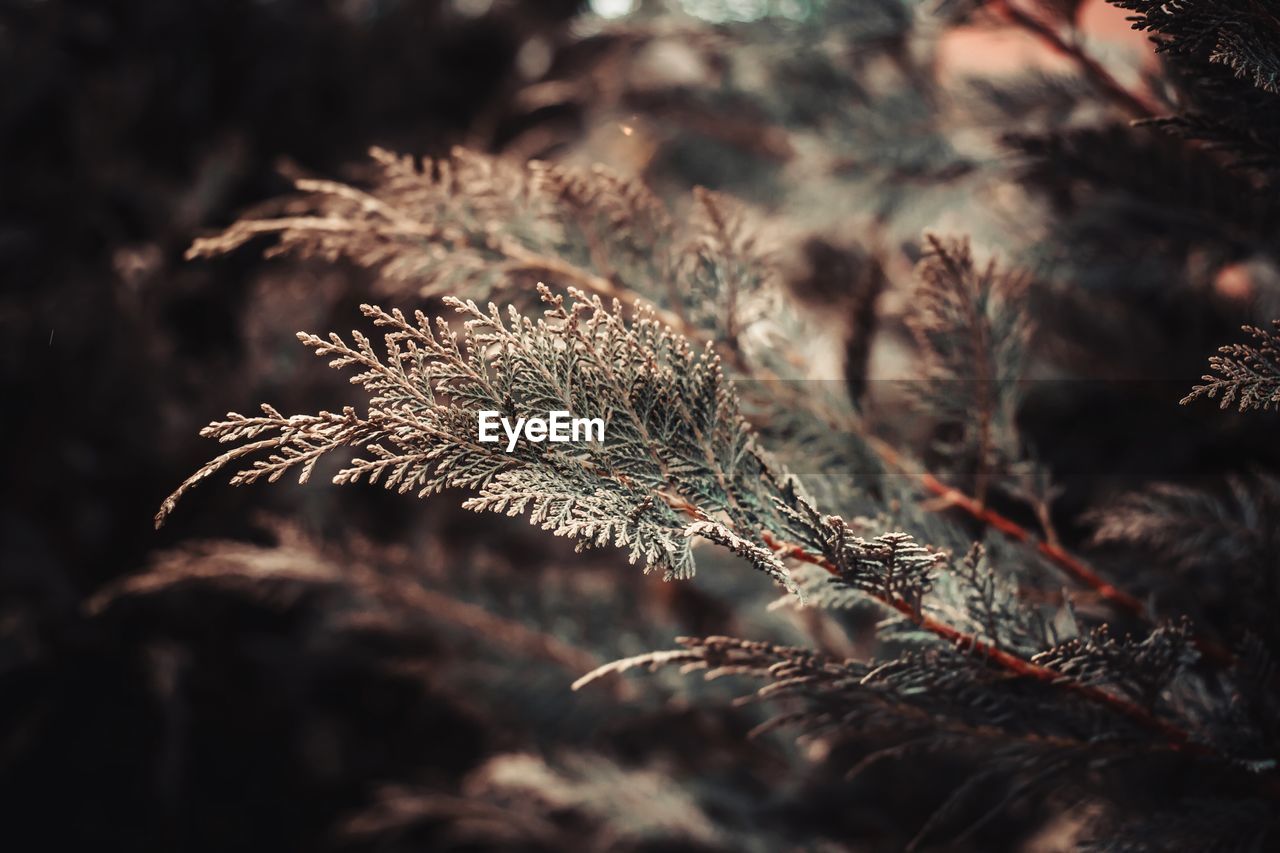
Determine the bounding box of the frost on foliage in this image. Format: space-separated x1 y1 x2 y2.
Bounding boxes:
159 286 803 587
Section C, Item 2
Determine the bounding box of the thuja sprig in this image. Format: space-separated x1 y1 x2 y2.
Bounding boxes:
1183 321 1280 412
158 286 798 588
184 147 1171 634
159 286 1211 757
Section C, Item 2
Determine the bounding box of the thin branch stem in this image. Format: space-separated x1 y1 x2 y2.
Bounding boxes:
863 436 1234 665
508 238 1175 640
868 436 1145 615
754 530 1200 752
205 175 1214 661
513 242 1243 669
989 0 1161 119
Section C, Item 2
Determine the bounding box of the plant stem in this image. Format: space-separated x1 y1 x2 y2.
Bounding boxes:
865 436 1234 665
755 531 1200 751
989 0 1161 119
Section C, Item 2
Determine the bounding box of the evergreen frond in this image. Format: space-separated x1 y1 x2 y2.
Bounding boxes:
1031 621 1198 712
186 147 778 352
904 235 1032 502
1089 475 1280 646
576 628 1203 749
1183 321 1280 411
1115 0 1280 94
159 286 795 584
1113 0 1280 176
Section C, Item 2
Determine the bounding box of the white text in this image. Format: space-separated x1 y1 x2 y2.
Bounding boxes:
478 410 605 452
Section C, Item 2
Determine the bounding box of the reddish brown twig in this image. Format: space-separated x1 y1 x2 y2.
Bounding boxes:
757 531 1197 750
922 470 1148 615
862 437 1235 665
477 216 1156 637
865 436 1148 615
988 0 1161 119
509 220 1221 666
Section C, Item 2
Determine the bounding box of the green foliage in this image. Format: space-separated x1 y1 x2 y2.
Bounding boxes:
1031 621 1198 712
163 121 1280 843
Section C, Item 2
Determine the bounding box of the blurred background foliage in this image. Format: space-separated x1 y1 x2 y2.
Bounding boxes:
4 0 1280 850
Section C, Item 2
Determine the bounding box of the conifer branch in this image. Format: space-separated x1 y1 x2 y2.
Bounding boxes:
866 439 1236 665
649 502 1204 754
493 215 1165 638
868 435 1146 617
1182 321 1280 412
183 148 1193 655
159 284 1208 756
756 530 1199 752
